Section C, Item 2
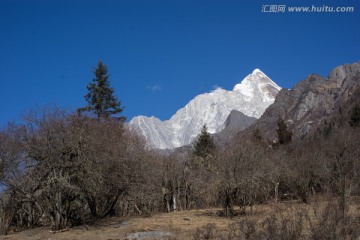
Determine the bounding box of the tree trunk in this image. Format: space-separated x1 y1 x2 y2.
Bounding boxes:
102 194 120 218
85 196 98 218
51 190 66 231
339 178 352 218
274 182 279 203
172 195 177 211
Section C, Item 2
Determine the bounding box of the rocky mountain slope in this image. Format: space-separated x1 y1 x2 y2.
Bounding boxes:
130 69 281 149
246 61 360 143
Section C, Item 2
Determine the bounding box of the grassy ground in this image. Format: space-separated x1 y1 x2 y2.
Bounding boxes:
3 198 360 240
2 207 237 240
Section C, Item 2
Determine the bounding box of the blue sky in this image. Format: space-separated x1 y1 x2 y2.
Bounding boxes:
1 0 359 126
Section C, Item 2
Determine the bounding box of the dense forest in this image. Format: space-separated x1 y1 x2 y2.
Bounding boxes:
1 61 360 239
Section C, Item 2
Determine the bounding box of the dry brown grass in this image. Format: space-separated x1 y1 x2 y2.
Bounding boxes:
2 198 360 240
2 208 238 240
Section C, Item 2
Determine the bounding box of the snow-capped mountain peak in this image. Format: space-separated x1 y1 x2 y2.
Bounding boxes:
129 69 281 149
233 69 280 102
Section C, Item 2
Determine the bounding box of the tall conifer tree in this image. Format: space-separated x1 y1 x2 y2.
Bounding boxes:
78 60 123 119
193 125 216 159
349 105 360 127
277 117 292 144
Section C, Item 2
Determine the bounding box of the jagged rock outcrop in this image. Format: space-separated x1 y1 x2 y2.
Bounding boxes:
248 61 360 142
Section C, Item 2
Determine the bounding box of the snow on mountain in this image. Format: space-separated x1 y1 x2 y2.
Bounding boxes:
129 69 281 149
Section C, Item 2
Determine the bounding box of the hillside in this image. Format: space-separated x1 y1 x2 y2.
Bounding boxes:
240 61 360 143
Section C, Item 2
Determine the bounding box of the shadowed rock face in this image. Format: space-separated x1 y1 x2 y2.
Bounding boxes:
248 61 360 142
213 110 257 144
